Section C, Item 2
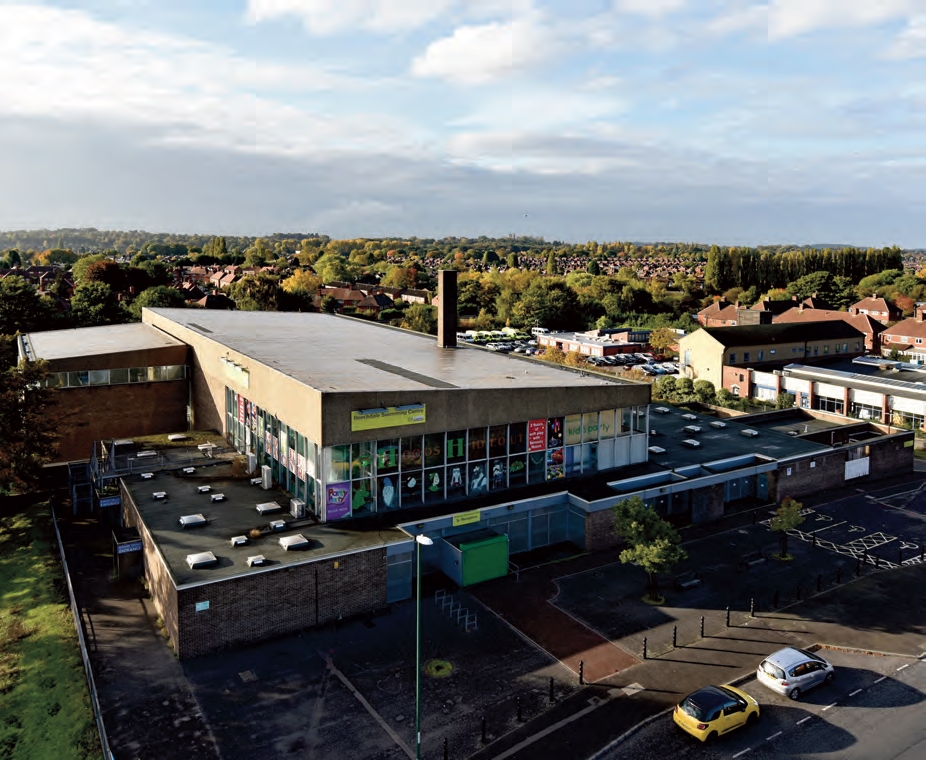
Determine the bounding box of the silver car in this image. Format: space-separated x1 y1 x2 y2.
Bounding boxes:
757 647 835 700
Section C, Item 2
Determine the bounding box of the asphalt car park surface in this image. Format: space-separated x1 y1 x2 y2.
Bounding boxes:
597 650 926 760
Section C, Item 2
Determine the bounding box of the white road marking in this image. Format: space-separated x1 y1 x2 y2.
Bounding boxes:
897 663 910 672
822 703 837 711
849 689 862 697
797 716 812 725
732 749 752 758
874 676 886 683
812 520 846 533
766 731 783 741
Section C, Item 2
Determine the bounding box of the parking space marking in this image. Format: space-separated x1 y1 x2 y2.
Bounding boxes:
797 716 812 725
821 702 837 711
897 663 910 672
874 676 886 683
732 749 752 758
766 731 782 741
811 521 846 533
849 689 862 697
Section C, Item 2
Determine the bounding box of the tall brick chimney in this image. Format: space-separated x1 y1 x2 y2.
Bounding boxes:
437 269 457 348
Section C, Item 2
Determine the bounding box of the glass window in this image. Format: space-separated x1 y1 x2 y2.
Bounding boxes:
468 427 487 461
508 422 526 454
68 371 89 386
149 366 166 381
378 475 399 510
508 455 527 487
446 430 467 463
582 412 598 442
446 464 466 499
305 440 317 478
324 445 351 483
351 442 375 479
129 367 146 383
376 439 400 474
351 479 374 514
528 451 546 484
564 446 581 477
547 448 564 480
401 436 422 469
489 458 507 490
599 409 615 438
424 467 444 502
86 369 108 385
547 418 564 448
564 414 582 445
635 406 647 433
489 425 508 458
468 461 489 495
402 471 423 506
45 372 63 388
618 408 632 436
424 433 444 468
581 443 597 472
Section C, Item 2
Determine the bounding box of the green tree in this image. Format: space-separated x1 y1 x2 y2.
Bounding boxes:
674 376 694 399
69 282 128 327
401 303 437 335
314 253 352 283
228 273 283 311
71 254 107 282
648 327 677 355
506 253 519 268
128 286 185 319
0 275 59 336
546 251 557 275
511 280 583 331
693 379 716 404
653 375 677 400
612 495 687 601
0 359 65 492
776 392 794 410
716 388 735 406
769 497 805 559
587 259 600 276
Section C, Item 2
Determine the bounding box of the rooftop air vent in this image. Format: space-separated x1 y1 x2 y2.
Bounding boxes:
741 429 759 437
186 551 217 569
230 535 248 546
167 433 187 441
279 534 310 551
681 439 701 448
290 498 306 519
247 555 267 567
136 450 157 459
210 493 226 502
152 491 167 500
256 502 282 515
197 485 212 493
179 513 207 528
249 476 263 486
787 430 799 436
710 421 727 429
650 429 659 436
681 414 698 421
183 467 196 474
683 425 701 434
269 519 286 531
648 446 666 454
141 472 154 479
654 407 671 414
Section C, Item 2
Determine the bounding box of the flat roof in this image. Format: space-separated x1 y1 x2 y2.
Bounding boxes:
146 309 631 393
123 468 409 587
26 323 185 361
785 358 926 397
647 405 830 469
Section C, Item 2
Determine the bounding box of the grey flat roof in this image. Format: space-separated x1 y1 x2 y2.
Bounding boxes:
647 406 829 469
785 359 926 397
146 309 630 393
27 323 185 361
124 469 408 587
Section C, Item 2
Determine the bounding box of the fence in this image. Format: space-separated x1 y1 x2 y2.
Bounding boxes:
50 505 113 760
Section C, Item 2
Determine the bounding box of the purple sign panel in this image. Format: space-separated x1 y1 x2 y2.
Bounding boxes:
326 481 351 520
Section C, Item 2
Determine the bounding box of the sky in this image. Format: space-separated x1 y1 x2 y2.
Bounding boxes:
0 0 924 247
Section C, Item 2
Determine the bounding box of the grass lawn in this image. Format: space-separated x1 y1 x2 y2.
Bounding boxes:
0 502 97 759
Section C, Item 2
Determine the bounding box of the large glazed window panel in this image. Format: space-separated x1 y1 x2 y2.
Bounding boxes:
547 417 564 448
469 461 489 495
377 439 400 474
583 412 599 441
446 464 466 499
425 467 444 502
564 414 582 445
508 422 527 454
599 409 615 438
351 442 375 479
446 430 467 463
468 427 487 461
634 406 647 433
489 458 507 490
424 433 444 468
508 455 527 487
324 445 351 483
401 436 423 469
401 471 423 506
489 425 508 458
378 475 400 510
528 451 546 484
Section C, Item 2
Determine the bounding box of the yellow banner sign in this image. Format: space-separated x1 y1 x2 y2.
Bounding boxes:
452 510 481 527
351 405 426 432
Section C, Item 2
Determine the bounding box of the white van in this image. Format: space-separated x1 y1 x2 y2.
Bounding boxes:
531 327 550 336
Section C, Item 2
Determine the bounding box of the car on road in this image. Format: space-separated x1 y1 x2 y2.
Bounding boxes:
757 647 835 700
673 685 760 742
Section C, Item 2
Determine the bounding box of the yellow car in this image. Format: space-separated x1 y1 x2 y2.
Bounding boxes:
673 685 760 742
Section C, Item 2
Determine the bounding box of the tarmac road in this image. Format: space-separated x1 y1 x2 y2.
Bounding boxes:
595 651 926 760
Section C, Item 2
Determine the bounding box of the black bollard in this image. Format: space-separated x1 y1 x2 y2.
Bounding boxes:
549 677 555 704
725 606 731 627
772 590 779 609
579 660 584 685
672 625 677 648
899 548 903 567
836 567 842 584
796 583 802 601
481 717 487 744
813 533 817 547
816 573 822 592
874 554 879 569
517 697 523 723
750 597 755 617
700 615 705 638
855 557 861 577
863 548 868 566
642 636 647 660
444 737 449 760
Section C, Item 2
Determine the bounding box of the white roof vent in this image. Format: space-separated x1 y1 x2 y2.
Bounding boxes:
648 446 666 454
710 421 727 429
247 555 267 567
681 413 698 421
210 493 226 503
136 450 157 459
183 467 196 474
650 429 659 436
683 425 701 434
230 535 249 546
681 439 701 448
269 519 286 531
140 472 154 479
279 534 311 551
741 429 759 437
186 551 217 569
167 433 187 441
256 502 282 515
653 407 671 414
179 513 207 528
197 485 212 493
152 491 168 500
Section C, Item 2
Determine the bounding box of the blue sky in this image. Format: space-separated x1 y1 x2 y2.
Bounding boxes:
0 0 923 246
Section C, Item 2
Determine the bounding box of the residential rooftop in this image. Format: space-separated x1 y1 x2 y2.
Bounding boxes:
702 321 864 348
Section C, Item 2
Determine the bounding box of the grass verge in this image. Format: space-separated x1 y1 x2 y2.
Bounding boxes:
0 502 98 759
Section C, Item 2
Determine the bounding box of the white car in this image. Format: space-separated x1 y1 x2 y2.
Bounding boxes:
757 647 835 700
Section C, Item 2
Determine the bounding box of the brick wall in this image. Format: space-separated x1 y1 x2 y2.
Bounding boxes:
53 380 189 461
771 450 846 502
174 548 388 659
585 508 620 551
691 484 725 523
868 434 914 477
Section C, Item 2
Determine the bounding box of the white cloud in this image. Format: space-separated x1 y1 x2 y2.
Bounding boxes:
614 0 686 17
706 4 767 36
769 0 922 40
0 4 422 159
411 14 561 84
888 16 926 58
246 0 454 35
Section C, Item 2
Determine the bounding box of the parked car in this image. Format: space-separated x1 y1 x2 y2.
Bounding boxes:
660 363 678 374
756 647 835 700
673 685 760 742
640 365 658 376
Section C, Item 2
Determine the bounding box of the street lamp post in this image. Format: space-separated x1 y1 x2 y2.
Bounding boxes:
415 534 433 760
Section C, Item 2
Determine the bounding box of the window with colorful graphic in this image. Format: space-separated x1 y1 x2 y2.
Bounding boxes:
326 481 351 520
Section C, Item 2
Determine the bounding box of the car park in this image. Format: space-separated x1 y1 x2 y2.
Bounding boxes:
640 365 658 376
757 647 835 700
659 363 678 374
673 685 760 742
